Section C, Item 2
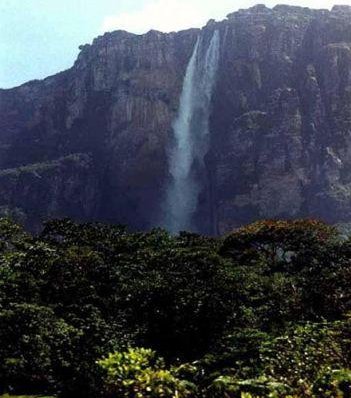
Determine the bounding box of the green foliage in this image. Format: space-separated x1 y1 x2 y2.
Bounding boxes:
98 348 195 398
0 303 80 394
220 219 338 271
0 217 351 397
313 368 351 398
0 218 31 252
260 322 345 394
208 375 292 398
0 395 54 398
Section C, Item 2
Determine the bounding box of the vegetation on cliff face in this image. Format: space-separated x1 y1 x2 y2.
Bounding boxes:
1 218 351 397
2 5 351 233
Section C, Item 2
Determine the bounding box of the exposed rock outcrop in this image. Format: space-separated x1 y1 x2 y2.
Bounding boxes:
1 5 351 234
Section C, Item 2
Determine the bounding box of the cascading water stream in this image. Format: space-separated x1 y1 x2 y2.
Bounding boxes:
163 30 220 233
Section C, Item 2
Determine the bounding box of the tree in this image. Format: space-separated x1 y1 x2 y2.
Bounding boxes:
220 219 338 272
0 303 79 395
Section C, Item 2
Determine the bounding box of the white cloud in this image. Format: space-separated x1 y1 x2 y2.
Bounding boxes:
101 0 237 34
101 0 339 35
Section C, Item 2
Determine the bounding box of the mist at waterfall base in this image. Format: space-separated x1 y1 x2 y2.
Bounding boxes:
161 30 220 234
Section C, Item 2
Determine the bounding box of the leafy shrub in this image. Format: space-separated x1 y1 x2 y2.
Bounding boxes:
208 375 292 398
260 322 345 394
98 348 196 398
313 368 351 398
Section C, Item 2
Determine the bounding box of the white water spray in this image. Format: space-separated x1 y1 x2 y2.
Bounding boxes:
163 30 220 233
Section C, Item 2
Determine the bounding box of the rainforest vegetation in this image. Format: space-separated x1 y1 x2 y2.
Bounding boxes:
1 218 351 398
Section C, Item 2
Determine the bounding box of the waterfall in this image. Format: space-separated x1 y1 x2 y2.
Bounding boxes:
163 30 220 233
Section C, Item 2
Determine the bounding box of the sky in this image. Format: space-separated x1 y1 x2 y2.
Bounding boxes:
0 0 348 89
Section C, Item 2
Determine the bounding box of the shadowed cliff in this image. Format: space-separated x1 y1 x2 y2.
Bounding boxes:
1 4 351 234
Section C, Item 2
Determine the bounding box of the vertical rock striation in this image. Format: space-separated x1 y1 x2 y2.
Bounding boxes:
1 5 351 233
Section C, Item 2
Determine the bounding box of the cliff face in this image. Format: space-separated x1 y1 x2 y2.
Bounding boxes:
210 4 351 233
1 5 351 233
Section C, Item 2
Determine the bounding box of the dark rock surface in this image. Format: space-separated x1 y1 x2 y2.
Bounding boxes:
1 5 351 234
